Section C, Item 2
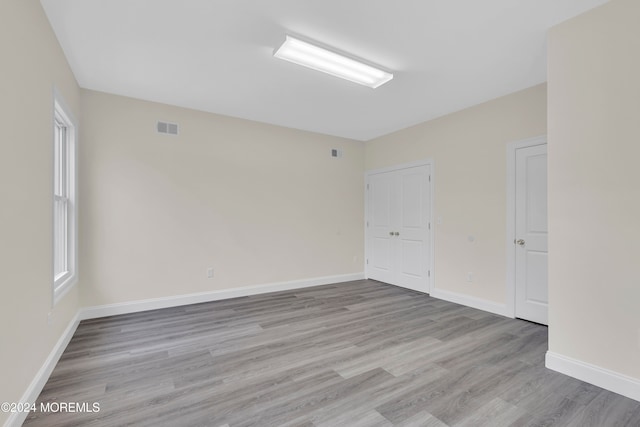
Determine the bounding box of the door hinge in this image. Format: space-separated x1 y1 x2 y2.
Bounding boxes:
428 223 431 230
366 221 369 227
428 270 431 277
429 175 431 182
367 183 370 190
366 259 369 265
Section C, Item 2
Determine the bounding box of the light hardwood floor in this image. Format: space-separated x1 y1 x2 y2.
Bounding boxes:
24 280 640 426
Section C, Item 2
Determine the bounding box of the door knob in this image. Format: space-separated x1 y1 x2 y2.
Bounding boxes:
389 231 394 236
394 232 400 236
516 239 525 246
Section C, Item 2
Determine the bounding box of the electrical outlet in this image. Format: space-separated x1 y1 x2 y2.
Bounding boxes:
466 272 474 282
207 268 214 279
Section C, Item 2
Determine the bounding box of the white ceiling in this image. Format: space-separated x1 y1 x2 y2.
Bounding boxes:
40 0 608 141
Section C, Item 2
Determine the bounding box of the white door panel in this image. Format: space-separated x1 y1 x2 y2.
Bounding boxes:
525 154 548 234
372 238 392 268
515 144 548 324
371 175 392 227
399 239 423 276
400 172 423 228
525 251 548 303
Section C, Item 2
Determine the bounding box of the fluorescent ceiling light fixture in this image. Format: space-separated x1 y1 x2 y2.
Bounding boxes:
274 35 393 89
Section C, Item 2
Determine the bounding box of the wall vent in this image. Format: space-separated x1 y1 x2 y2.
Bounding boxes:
157 121 179 135
331 148 343 158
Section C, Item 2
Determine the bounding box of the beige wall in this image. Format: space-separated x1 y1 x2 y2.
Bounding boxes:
548 0 640 380
0 0 81 423
366 85 547 306
79 90 364 307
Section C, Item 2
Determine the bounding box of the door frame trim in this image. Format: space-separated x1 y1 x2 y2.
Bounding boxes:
506 135 547 318
364 159 434 294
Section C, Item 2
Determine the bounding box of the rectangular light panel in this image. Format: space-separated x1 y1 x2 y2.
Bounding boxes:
274 35 393 89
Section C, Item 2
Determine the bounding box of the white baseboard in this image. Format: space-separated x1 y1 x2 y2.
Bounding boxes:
546 351 640 402
4 314 80 427
78 272 365 320
429 288 509 317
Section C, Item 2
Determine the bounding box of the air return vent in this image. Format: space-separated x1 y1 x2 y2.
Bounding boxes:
157 121 179 135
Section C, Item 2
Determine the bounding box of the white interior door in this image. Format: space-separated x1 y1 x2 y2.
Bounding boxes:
368 171 395 285
366 164 431 293
515 143 548 324
396 166 431 291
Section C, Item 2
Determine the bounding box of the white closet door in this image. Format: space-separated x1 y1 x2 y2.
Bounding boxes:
367 171 395 284
396 165 431 292
366 164 431 293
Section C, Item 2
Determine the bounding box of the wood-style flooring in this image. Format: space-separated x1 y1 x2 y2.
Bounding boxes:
24 280 640 426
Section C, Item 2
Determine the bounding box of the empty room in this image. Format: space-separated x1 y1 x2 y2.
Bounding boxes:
2 0 639 426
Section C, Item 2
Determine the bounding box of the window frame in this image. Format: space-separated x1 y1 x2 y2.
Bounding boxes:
52 92 78 304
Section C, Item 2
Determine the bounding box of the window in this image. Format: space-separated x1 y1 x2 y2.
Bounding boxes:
53 95 77 303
